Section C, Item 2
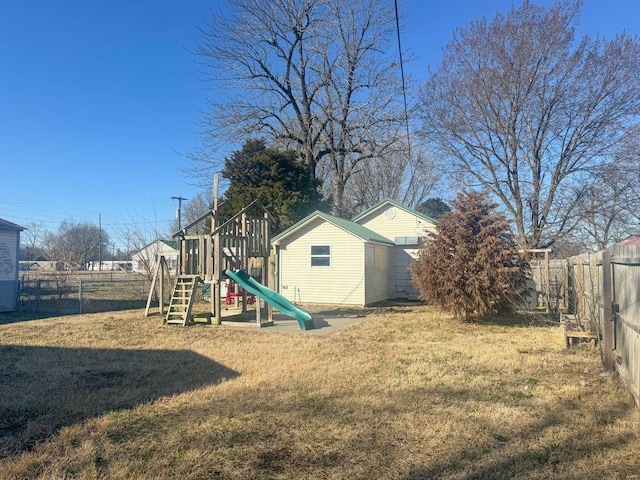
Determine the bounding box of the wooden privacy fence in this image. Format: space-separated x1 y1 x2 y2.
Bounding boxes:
565 244 640 405
528 243 640 404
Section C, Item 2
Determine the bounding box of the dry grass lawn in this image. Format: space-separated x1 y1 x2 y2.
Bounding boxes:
0 305 639 479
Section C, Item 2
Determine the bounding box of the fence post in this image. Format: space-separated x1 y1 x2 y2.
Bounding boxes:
79 279 83 314
601 250 614 371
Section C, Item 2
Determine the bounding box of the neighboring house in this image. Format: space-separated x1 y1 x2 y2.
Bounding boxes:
271 199 436 306
0 218 25 312
131 239 178 275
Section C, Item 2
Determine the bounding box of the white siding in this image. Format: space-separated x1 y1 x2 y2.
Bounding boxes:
131 241 178 274
364 243 392 305
278 218 366 305
395 246 421 300
0 230 19 312
355 204 435 241
355 203 434 300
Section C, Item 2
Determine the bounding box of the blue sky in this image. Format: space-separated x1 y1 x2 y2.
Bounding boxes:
1 1 639 249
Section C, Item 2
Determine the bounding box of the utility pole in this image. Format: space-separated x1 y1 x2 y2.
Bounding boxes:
213 174 219 212
171 196 187 230
99 213 102 271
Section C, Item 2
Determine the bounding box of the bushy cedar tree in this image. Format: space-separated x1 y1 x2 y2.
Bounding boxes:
219 139 329 234
415 197 451 220
411 191 528 320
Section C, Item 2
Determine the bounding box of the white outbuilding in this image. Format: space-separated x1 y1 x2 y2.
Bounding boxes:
0 218 25 312
272 199 436 306
131 239 179 275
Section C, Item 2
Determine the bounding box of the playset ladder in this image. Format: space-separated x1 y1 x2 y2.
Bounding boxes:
165 275 199 326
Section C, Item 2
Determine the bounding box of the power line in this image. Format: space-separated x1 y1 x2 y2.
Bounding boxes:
394 0 412 158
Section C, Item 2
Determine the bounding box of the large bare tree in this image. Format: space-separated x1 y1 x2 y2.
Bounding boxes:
192 0 410 216
339 137 441 217
43 220 109 270
418 0 640 249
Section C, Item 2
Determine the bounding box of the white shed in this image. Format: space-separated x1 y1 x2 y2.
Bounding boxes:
0 218 25 312
272 211 395 306
272 200 437 305
131 239 179 275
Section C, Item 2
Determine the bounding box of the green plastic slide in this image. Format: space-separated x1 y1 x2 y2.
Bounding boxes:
224 269 315 330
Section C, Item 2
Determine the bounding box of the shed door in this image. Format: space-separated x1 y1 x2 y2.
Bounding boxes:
394 247 420 300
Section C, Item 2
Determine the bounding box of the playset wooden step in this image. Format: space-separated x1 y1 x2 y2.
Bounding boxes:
165 275 200 326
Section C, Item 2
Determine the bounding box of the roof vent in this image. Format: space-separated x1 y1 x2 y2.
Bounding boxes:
384 207 396 219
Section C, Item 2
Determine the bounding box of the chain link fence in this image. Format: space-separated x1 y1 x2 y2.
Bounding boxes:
18 271 153 316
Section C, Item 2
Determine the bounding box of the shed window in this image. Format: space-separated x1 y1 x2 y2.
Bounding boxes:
311 245 331 267
374 245 383 268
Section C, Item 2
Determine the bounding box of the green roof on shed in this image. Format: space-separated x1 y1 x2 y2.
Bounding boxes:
272 211 395 245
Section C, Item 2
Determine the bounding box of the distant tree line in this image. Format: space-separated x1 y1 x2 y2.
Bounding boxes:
20 220 121 268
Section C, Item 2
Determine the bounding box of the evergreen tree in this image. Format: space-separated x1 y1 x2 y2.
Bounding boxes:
411 191 528 320
415 197 451 220
220 139 328 233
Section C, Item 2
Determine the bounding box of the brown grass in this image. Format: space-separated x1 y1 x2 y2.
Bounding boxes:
0 305 638 479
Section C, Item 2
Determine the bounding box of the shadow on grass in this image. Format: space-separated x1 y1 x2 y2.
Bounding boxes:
308 301 424 319
0 345 238 457
468 310 561 328
0 299 149 324
255 380 634 479
395 384 634 480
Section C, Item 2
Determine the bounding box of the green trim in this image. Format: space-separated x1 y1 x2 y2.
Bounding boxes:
351 197 436 224
272 211 394 245
159 239 178 250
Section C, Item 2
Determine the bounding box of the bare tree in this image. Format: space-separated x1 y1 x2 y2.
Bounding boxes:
418 0 640 249
111 213 166 278
617 134 640 232
20 221 46 261
43 220 108 269
339 137 442 216
192 0 409 216
39 220 107 310
577 178 632 251
574 143 640 250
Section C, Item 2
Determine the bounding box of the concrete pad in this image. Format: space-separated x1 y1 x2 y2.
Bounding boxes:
219 308 367 335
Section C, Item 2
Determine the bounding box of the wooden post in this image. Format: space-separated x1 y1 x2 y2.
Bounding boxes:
159 256 165 316
145 256 163 317
199 235 205 276
213 215 222 322
576 261 584 319
206 237 213 282
256 296 261 326
545 249 550 312
240 213 247 313
78 279 83 314
213 174 218 212
601 250 614 371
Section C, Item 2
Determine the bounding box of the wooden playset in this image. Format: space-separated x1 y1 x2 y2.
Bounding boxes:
144 200 274 326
